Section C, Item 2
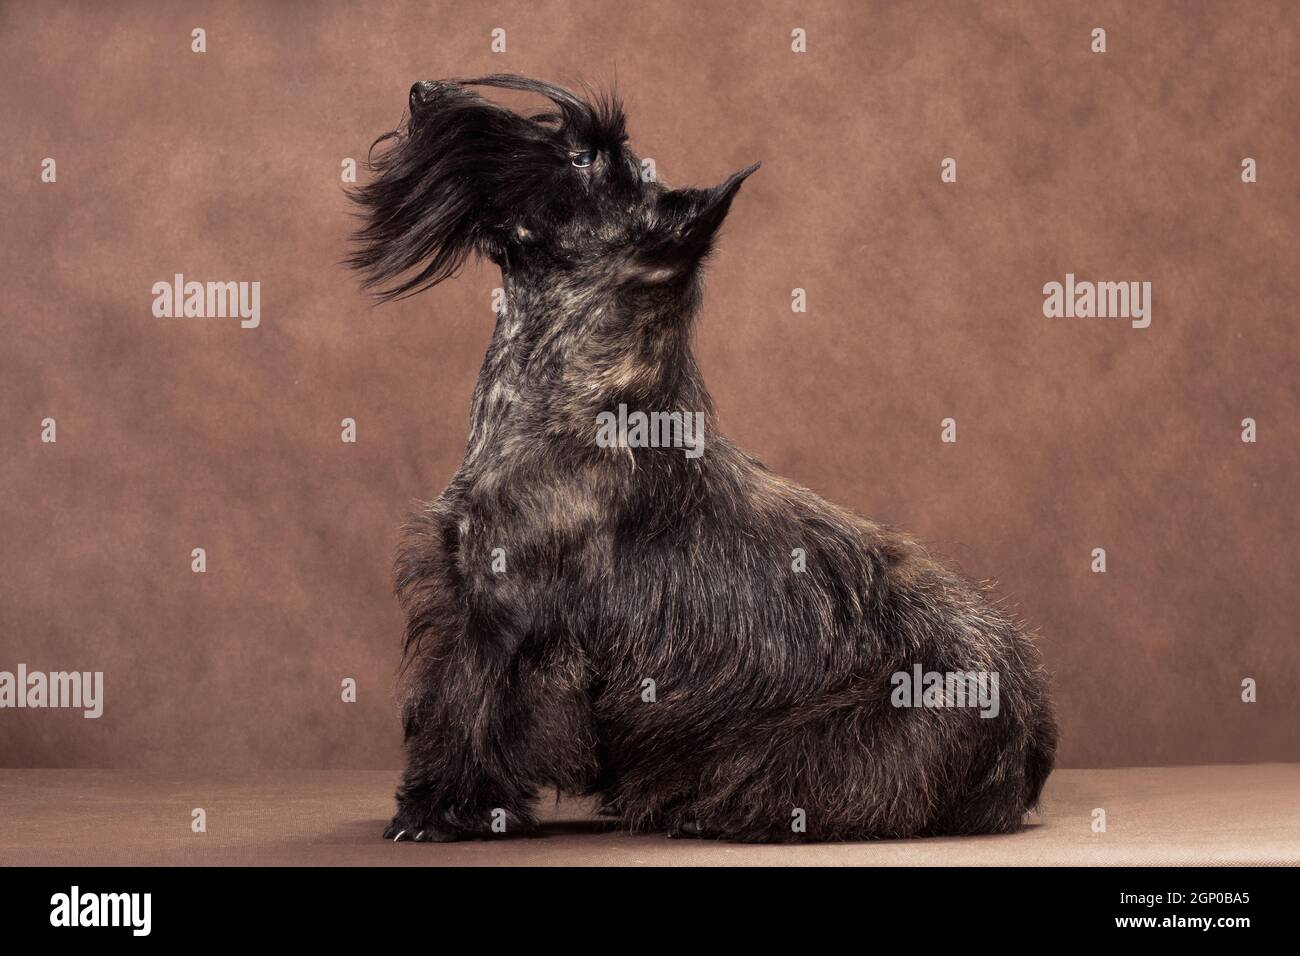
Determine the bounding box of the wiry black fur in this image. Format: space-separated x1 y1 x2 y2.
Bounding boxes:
349 75 1057 843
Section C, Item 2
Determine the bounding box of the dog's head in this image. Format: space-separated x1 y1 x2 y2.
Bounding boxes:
348 74 757 299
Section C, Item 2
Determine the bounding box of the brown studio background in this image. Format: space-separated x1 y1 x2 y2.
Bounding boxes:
2 0 1297 771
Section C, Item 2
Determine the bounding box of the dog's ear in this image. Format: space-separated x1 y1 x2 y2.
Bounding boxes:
677 163 760 259
643 163 760 271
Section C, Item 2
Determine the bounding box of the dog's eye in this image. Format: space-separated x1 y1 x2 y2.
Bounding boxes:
571 150 596 169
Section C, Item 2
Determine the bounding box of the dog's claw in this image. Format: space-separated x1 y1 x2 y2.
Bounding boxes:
667 820 715 839
383 811 474 843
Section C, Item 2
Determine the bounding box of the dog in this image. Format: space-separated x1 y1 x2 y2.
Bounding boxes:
348 75 1057 842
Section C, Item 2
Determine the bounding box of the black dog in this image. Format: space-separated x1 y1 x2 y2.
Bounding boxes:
349 75 1056 842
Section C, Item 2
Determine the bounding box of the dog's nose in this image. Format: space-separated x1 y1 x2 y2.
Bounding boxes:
409 80 458 114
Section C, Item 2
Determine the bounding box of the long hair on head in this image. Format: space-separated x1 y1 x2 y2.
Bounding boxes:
346 74 627 301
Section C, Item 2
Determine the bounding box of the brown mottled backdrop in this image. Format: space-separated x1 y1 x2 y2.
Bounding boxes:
1 1 1297 771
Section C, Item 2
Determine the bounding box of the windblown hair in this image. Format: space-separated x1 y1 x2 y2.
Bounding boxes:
349 75 1057 843
347 75 628 300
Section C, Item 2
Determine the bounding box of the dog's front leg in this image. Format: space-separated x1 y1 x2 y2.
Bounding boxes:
385 598 598 842
386 620 529 841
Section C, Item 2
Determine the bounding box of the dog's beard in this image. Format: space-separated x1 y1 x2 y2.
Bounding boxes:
346 112 496 300
347 78 621 301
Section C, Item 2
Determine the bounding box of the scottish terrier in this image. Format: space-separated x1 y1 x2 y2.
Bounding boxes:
349 75 1056 843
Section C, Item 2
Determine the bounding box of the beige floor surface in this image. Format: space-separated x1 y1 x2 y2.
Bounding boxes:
1 764 1296 866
